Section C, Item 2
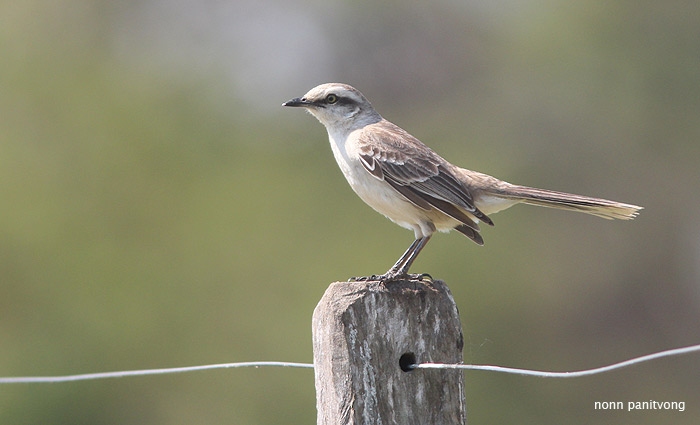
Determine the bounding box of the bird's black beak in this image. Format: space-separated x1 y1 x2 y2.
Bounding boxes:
282 97 311 107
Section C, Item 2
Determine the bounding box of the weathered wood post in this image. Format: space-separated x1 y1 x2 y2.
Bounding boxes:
312 278 467 425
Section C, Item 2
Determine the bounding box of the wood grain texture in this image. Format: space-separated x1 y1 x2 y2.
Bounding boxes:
312 279 467 425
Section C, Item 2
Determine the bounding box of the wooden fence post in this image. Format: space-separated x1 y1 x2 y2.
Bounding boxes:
312 278 467 425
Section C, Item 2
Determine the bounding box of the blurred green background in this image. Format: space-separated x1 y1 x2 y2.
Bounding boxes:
1 0 699 423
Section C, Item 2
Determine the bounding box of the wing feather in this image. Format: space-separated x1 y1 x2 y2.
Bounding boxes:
357 121 493 230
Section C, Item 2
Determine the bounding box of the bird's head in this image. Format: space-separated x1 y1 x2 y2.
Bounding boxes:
283 83 381 130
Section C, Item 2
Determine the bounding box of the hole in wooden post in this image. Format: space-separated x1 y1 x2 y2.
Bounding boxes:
399 352 417 372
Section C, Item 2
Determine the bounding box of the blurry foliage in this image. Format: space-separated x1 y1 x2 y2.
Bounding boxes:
1 0 699 424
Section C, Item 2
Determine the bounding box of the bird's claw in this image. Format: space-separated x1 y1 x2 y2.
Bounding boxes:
348 272 433 283
348 274 380 282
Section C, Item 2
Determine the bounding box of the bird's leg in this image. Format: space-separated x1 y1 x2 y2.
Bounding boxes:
348 236 433 282
349 239 419 282
382 235 432 280
387 237 425 274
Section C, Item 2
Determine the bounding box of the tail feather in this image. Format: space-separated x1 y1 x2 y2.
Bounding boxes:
502 185 642 220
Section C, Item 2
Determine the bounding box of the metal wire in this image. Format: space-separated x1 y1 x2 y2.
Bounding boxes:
1 344 699 384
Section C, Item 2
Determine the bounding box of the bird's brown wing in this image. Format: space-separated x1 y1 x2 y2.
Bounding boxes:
357 120 493 237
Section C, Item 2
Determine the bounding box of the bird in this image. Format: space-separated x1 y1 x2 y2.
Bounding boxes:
283 83 642 281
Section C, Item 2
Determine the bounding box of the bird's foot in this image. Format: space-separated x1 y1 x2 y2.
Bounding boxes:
348 272 432 283
348 274 381 282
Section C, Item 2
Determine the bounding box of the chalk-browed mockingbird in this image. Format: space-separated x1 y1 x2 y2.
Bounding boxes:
283 83 642 281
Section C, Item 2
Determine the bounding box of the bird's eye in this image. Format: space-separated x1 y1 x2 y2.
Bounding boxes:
326 94 338 104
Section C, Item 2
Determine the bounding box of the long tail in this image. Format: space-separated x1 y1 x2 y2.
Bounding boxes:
501 185 642 220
